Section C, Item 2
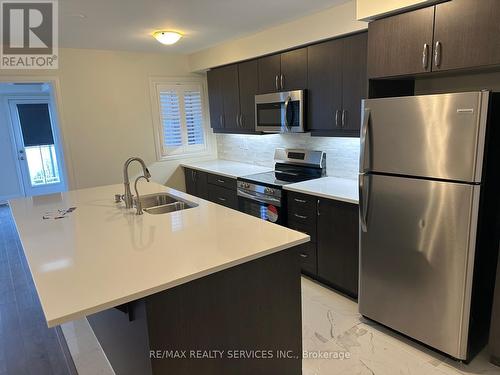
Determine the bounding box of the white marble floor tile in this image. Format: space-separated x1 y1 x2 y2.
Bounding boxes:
301 276 500 375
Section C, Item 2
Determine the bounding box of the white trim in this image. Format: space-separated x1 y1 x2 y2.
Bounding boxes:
0 76 75 190
149 76 214 162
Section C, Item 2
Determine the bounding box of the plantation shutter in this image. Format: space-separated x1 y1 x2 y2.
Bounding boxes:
159 91 182 147
157 82 206 155
184 90 204 145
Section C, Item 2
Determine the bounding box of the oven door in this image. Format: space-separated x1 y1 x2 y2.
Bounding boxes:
237 190 284 225
255 90 304 133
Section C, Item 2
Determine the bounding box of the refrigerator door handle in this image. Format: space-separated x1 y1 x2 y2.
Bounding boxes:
359 173 370 232
360 108 371 173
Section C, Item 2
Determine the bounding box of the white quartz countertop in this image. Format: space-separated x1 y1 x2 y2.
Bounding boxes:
284 177 359 204
181 159 273 178
9 183 309 327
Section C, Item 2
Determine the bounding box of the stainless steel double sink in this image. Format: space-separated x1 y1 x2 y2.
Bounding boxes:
135 193 198 215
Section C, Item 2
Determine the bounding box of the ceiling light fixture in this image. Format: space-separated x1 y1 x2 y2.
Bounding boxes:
153 31 183 45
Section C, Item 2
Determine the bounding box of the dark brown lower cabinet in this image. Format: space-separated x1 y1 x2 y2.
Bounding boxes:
184 168 237 209
89 249 302 375
317 198 359 298
184 168 208 200
287 191 359 298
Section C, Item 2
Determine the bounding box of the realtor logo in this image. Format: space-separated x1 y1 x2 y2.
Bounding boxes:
1 0 58 69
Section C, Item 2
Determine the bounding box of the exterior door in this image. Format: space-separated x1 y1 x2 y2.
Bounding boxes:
359 173 480 359
8 99 66 196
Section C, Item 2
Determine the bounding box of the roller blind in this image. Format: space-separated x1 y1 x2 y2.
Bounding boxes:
156 82 206 156
17 103 54 146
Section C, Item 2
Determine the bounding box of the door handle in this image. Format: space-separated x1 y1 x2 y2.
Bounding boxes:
359 174 370 232
341 110 346 128
294 213 307 220
294 198 307 203
280 74 284 90
422 43 429 70
359 107 371 173
275 75 279 91
239 114 244 128
236 114 240 128
335 109 340 127
284 96 292 130
434 41 442 68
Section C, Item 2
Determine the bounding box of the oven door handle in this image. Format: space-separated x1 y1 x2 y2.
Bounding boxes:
237 190 281 207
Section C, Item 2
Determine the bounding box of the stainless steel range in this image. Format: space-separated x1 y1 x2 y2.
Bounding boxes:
237 148 326 225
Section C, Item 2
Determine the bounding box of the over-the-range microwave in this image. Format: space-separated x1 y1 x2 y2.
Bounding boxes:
255 90 305 133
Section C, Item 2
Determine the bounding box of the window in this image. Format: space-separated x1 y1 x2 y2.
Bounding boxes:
151 79 209 159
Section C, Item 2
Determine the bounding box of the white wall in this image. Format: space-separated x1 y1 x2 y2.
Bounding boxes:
0 48 217 192
0 95 24 201
188 1 366 72
356 0 438 20
217 134 360 180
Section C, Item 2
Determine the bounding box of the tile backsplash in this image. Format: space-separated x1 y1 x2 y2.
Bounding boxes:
216 133 360 180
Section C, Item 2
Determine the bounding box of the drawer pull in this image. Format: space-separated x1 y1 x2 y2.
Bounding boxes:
217 179 225 183
294 198 307 203
294 213 307 219
218 197 227 202
299 253 308 258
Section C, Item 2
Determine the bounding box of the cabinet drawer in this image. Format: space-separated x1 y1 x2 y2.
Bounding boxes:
207 174 237 190
287 192 317 217
288 219 316 243
296 242 317 275
207 185 238 209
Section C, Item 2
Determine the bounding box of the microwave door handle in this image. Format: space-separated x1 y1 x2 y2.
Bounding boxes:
284 96 292 131
360 108 371 173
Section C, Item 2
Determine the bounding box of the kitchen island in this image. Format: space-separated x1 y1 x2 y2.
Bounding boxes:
9 182 309 375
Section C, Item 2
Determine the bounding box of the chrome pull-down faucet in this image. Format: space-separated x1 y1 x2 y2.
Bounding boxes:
134 175 150 215
122 157 151 209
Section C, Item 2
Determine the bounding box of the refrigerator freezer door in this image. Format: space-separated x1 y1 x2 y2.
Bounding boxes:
360 91 489 183
359 174 480 359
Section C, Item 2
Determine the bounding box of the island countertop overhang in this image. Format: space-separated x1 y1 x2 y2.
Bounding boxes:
9 182 309 327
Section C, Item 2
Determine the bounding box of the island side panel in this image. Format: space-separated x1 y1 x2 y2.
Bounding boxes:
87 300 153 375
147 247 302 375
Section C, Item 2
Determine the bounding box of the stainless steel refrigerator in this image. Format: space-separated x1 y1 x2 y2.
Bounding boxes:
359 91 500 361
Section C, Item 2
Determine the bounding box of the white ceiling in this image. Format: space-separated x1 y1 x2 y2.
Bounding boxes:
59 0 350 54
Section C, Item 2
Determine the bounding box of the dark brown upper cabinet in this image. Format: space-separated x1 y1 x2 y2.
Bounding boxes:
367 6 435 78
280 48 308 91
207 68 225 130
308 33 367 136
207 65 239 129
342 33 368 132
308 39 343 132
433 0 500 72
258 48 308 93
237 59 259 131
368 0 500 79
207 61 260 133
219 64 240 129
258 54 281 93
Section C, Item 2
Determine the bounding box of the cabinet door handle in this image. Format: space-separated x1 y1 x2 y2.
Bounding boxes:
294 213 307 220
299 253 308 258
275 75 279 91
317 199 320 216
422 43 429 70
218 197 227 202
434 41 442 68
239 114 244 128
236 114 240 128
219 114 224 127
294 198 307 203
341 110 346 128
280 74 284 90
217 179 225 184
335 109 340 127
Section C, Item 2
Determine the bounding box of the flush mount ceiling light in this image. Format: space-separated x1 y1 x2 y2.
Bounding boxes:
153 31 183 45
